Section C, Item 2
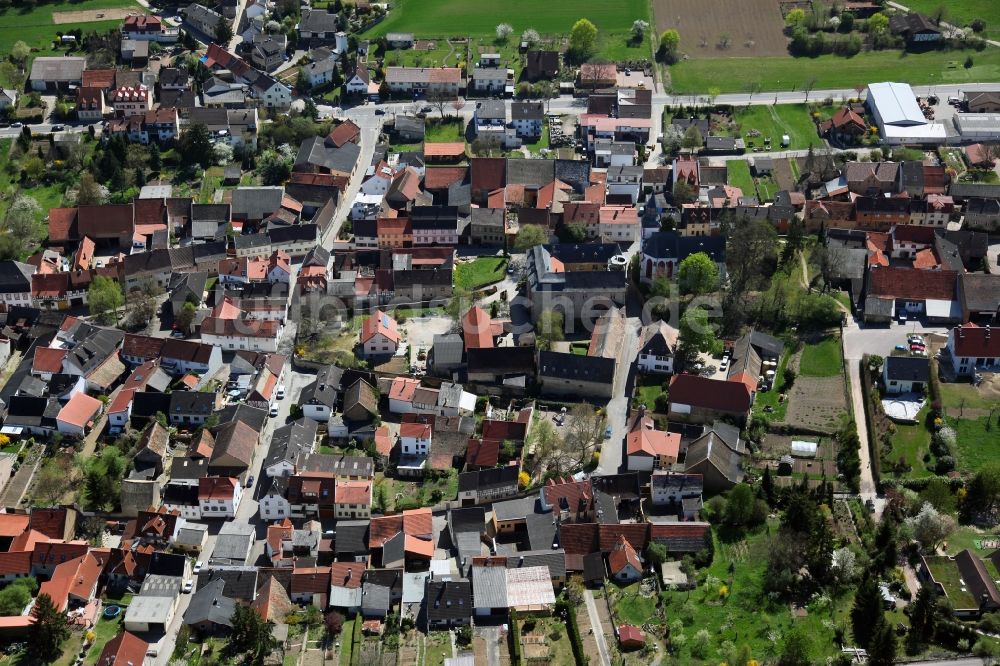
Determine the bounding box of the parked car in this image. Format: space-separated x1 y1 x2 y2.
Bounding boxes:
895 344 907 351
269 404 279 417
604 425 613 439
51 124 64 131
276 385 286 400
374 108 385 115
193 561 204 574
182 580 193 593
245 475 254 488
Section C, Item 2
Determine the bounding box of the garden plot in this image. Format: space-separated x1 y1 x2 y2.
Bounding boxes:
784 376 847 434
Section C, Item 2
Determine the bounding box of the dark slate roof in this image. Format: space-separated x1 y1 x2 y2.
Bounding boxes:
962 273 1000 313
538 351 615 385
184 578 236 627
0 261 34 293
457 465 519 493
884 356 930 382
526 512 558 552
334 520 369 555
196 566 259 602
547 243 620 264
216 404 268 432
265 418 319 468
643 231 726 263
425 578 472 624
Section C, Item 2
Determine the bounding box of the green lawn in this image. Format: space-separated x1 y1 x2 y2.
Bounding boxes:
949 415 1000 473
924 556 976 609
454 256 508 290
670 49 1000 93
754 350 791 422
0 0 145 56
612 583 658 626
635 374 667 411
425 118 466 143
939 383 998 411
365 0 648 36
657 524 850 662
731 104 824 152
199 166 224 205
726 160 754 197
85 618 125 665
886 405 934 478
903 0 1000 41
799 336 843 377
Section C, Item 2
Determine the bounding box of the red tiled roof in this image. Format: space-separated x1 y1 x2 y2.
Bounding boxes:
649 522 710 543
369 514 404 549
607 535 641 576
867 267 957 301
952 323 1000 358
198 476 238 501
291 566 331 595
122 334 165 360
466 439 500 468
0 551 31 577
78 204 134 238
668 375 753 415
598 524 650 552
893 224 936 245
29 508 67 540
543 478 593 514
388 376 420 402
97 631 149 666
31 540 89 569
81 69 116 89
330 562 363 589
360 309 400 344
424 142 466 158
626 417 680 458
57 392 102 429
471 158 506 193
461 306 495 351
404 534 434 558
618 625 646 646
33 346 67 374
374 426 393 457
48 207 78 244
424 166 468 191
0 514 30 538
403 508 432 538
558 523 598 555
335 480 371 506
400 422 432 439
481 420 526 442
327 120 361 148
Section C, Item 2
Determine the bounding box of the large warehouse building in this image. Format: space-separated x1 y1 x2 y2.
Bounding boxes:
865 81 948 144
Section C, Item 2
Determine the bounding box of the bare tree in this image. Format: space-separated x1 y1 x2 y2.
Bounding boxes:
803 76 818 102
450 97 466 117
567 403 606 466
428 91 450 117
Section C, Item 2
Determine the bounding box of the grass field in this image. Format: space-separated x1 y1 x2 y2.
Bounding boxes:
800 336 843 377
732 104 825 151
612 583 658 626
366 0 648 36
939 383 999 411
670 49 1000 93
657 524 851 662
726 159 754 196
949 415 1000 473
454 256 508 290
754 350 791 422
425 118 466 143
0 0 145 56
887 405 934 478
903 0 1000 42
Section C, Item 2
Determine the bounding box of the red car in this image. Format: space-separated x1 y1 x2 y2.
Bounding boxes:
910 344 925 352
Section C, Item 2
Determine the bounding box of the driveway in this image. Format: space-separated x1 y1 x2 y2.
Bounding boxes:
841 317 950 518
596 317 641 476
583 591 612 666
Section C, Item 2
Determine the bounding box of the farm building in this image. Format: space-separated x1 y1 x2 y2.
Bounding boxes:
865 81 947 145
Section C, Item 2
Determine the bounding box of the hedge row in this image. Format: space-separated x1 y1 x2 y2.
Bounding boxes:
555 599 588 666
509 609 523 666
